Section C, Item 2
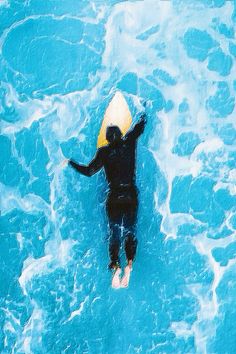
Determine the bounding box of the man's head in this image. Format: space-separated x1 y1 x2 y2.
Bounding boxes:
106 125 122 144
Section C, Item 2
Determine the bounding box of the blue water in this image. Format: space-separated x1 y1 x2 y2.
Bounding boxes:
0 0 236 353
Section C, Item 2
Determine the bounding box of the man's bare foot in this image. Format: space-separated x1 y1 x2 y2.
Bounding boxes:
111 267 121 289
120 261 132 288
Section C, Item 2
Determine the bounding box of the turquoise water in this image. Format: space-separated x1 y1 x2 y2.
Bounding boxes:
1 0 236 353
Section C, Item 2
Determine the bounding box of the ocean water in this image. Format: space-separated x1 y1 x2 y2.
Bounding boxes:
0 0 236 353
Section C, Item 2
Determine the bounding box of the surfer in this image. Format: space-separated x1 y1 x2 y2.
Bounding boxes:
66 112 146 288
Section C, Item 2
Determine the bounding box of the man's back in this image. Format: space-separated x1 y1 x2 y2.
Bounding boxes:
68 114 146 188
101 134 137 190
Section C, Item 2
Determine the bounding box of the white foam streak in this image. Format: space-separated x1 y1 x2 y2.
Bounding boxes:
19 255 53 296
21 302 44 354
188 234 236 353
66 295 89 322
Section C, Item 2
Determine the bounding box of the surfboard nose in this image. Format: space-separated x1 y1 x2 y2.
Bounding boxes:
97 91 132 148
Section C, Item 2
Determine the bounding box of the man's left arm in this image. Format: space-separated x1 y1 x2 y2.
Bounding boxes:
68 149 104 177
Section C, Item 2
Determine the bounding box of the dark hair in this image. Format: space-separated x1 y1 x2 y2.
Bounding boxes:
106 125 122 143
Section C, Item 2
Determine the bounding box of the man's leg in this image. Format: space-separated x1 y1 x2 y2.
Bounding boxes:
121 201 138 287
106 198 123 289
124 231 138 266
123 201 138 265
108 218 123 288
108 220 121 270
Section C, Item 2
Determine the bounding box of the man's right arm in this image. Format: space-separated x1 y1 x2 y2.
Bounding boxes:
125 113 147 140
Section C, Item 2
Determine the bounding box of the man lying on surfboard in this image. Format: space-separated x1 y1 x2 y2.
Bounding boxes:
66 112 146 288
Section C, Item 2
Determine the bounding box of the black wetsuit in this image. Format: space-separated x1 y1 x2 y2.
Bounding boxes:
69 115 146 268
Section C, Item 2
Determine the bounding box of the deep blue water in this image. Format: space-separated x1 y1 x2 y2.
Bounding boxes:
0 0 236 353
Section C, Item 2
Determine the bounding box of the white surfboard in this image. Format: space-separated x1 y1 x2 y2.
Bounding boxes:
97 92 132 148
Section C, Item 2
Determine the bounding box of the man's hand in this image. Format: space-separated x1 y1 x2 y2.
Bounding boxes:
139 99 149 124
61 159 69 169
139 112 147 124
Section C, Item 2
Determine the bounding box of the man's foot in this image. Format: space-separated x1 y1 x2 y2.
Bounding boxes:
111 267 121 289
120 264 132 288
